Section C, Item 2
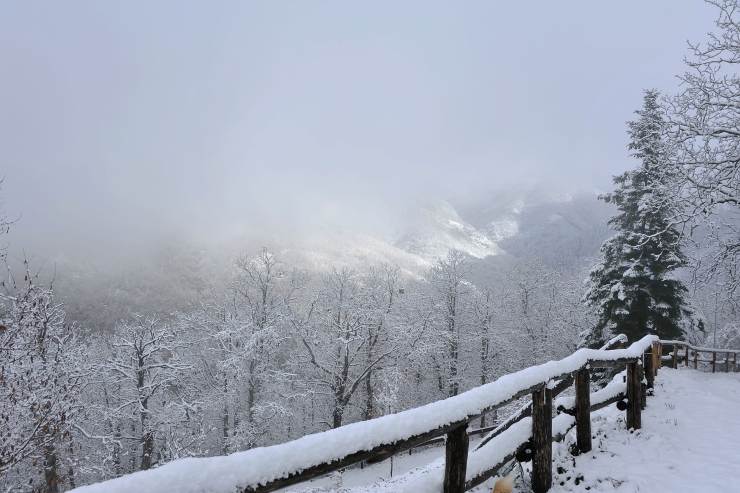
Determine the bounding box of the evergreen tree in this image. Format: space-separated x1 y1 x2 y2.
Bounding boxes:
583 90 693 346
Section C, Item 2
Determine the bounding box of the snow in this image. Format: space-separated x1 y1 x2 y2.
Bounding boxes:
281 367 740 493
555 372 626 412
550 367 740 492
70 336 656 493
395 201 501 261
102 362 736 493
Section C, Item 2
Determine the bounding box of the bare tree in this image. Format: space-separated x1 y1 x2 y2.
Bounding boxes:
667 0 740 298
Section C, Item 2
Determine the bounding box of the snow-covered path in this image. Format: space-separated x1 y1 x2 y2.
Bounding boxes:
285 367 740 493
550 367 740 492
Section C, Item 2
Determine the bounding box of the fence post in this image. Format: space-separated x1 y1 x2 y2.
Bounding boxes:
443 423 469 493
685 345 689 367
734 353 738 373
574 368 591 454
644 349 654 389
712 352 717 373
531 386 552 493
672 345 678 369
726 352 731 373
693 350 698 369
626 361 642 430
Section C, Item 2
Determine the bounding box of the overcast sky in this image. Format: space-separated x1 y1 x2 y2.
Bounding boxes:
0 1 717 260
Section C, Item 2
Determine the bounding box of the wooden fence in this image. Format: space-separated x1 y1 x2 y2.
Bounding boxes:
660 340 740 373
80 335 736 493
239 336 656 493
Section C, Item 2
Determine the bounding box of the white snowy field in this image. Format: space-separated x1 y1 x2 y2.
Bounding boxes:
282 367 740 493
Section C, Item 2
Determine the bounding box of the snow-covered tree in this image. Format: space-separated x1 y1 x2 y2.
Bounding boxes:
666 0 740 301
358 264 401 420
104 316 196 471
584 90 694 345
227 248 294 448
428 250 473 397
293 268 398 428
0 266 83 492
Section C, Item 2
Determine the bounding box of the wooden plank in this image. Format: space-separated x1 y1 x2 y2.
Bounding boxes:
471 337 626 455
242 339 638 493
465 441 528 491
587 357 640 369
531 386 552 493
574 368 591 454
473 372 580 453
658 340 740 355
241 419 468 492
626 361 641 430
474 401 532 451
443 424 469 493
467 391 626 490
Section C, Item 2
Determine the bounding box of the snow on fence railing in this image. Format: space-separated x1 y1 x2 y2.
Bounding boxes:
660 340 739 373
72 335 660 493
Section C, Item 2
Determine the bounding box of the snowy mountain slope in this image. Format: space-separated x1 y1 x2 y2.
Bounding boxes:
278 230 430 277
395 201 502 262
240 190 611 276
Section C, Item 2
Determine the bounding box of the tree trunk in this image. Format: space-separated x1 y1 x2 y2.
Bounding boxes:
332 405 344 429
222 404 230 454
247 359 257 423
222 377 230 454
364 360 374 420
141 431 154 470
113 424 121 475
66 441 76 489
43 439 59 493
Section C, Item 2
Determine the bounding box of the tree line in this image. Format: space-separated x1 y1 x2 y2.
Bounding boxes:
1 250 588 491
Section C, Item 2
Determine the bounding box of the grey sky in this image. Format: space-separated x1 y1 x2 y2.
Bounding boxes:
0 1 716 259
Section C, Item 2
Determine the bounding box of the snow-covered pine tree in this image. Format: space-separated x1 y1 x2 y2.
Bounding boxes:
584 90 693 346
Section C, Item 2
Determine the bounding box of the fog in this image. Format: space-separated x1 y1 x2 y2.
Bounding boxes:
0 1 715 262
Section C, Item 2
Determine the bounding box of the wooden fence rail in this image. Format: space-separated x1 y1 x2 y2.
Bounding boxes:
240 335 653 493
660 340 740 373
75 335 735 493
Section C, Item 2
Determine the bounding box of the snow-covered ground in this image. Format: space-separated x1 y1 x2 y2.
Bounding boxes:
550 367 740 492
283 367 740 493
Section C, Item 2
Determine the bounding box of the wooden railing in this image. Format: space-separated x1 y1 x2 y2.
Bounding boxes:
659 340 740 373
76 335 736 493
240 335 654 493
